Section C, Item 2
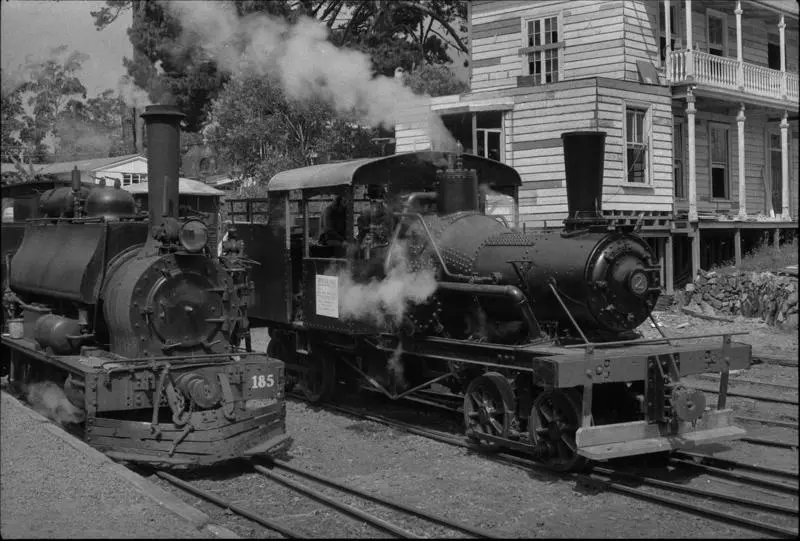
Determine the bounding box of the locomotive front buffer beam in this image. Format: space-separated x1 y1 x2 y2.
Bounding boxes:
530 333 752 461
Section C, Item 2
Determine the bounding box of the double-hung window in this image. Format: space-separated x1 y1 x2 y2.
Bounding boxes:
709 123 730 199
624 106 652 184
122 173 147 186
522 15 562 85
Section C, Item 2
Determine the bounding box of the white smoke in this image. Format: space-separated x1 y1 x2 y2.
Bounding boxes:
117 75 152 108
337 241 437 328
25 381 85 426
386 342 406 388
163 0 456 148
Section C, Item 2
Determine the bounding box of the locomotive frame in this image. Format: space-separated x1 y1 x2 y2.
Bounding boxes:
1 105 287 468
231 134 752 471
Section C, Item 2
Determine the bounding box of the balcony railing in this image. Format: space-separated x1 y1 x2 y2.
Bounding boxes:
668 49 799 103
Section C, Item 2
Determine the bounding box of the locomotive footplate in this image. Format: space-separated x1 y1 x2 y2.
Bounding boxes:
1 337 288 467
530 332 752 461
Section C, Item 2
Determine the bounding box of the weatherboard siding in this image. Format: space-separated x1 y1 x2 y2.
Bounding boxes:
470 1 626 91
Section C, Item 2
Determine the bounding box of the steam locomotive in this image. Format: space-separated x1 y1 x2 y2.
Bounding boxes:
228 130 753 471
0 105 287 468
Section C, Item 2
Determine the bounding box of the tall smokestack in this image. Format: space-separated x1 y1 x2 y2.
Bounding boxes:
140 105 184 229
561 131 606 229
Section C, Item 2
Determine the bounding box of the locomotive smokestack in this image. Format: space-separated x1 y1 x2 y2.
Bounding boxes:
141 105 185 228
561 131 606 229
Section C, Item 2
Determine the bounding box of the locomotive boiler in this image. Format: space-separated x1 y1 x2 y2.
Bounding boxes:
1 105 287 468
230 130 752 471
404 132 660 343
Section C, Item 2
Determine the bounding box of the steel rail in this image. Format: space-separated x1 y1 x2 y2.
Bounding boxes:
694 374 799 391
588 466 797 516
672 451 799 480
318 402 799 539
253 465 420 539
264 461 500 539
740 436 799 449
734 415 799 429
689 385 798 405
154 470 303 538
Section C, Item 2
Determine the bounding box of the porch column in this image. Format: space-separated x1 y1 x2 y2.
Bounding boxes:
735 1 744 88
779 14 787 98
665 0 672 80
737 103 747 217
780 111 790 219
685 0 693 78
687 87 698 221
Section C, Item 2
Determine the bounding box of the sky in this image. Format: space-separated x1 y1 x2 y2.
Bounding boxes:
1 0 133 97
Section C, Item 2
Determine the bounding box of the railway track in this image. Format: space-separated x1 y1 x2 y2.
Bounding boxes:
154 459 499 539
293 396 798 539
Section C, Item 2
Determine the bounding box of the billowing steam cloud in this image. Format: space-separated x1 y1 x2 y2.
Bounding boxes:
164 0 456 149
26 381 85 426
117 75 152 108
337 241 437 328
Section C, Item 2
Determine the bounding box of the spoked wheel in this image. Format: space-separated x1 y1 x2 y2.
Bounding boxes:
529 389 587 472
296 348 336 404
463 372 516 445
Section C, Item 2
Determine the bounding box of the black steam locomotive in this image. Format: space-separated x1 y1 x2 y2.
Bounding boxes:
1 105 287 468
229 131 751 471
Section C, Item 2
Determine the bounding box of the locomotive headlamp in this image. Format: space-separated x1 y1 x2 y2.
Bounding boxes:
627 270 649 297
179 220 208 252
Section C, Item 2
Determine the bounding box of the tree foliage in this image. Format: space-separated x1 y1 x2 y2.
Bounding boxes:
2 47 131 165
404 63 468 97
54 90 129 161
203 74 379 186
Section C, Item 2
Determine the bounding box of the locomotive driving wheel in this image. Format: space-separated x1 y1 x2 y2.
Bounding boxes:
463 372 516 445
529 389 587 472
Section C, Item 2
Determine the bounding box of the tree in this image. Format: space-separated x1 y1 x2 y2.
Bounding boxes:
53 90 129 161
1 71 26 163
203 74 379 186
15 46 89 163
403 64 468 97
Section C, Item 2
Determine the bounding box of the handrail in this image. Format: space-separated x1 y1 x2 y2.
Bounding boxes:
668 49 799 102
564 331 749 350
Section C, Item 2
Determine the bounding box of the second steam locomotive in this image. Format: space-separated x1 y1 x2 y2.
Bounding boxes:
231 130 751 471
1 105 287 468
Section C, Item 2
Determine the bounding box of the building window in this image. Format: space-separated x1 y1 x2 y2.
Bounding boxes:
625 107 650 184
475 111 503 162
709 123 729 199
522 15 562 85
674 121 685 198
706 10 727 57
122 173 147 186
658 2 682 63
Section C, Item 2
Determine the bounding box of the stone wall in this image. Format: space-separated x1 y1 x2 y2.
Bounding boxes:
677 269 798 329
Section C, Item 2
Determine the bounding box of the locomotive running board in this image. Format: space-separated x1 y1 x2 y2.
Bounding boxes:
575 409 745 461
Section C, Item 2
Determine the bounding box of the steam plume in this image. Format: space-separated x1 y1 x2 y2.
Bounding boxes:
164 0 456 149
386 342 406 388
337 241 437 328
117 75 152 108
25 381 85 426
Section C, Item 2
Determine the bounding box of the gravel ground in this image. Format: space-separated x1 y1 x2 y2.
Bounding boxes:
146 396 797 538
0 392 206 539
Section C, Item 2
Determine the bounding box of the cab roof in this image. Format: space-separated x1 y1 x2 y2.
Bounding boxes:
266 151 522 193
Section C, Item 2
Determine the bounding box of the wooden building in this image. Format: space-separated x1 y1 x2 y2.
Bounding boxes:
395 0 799 292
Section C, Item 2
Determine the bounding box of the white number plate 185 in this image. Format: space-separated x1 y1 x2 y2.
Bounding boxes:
250 374 275 389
